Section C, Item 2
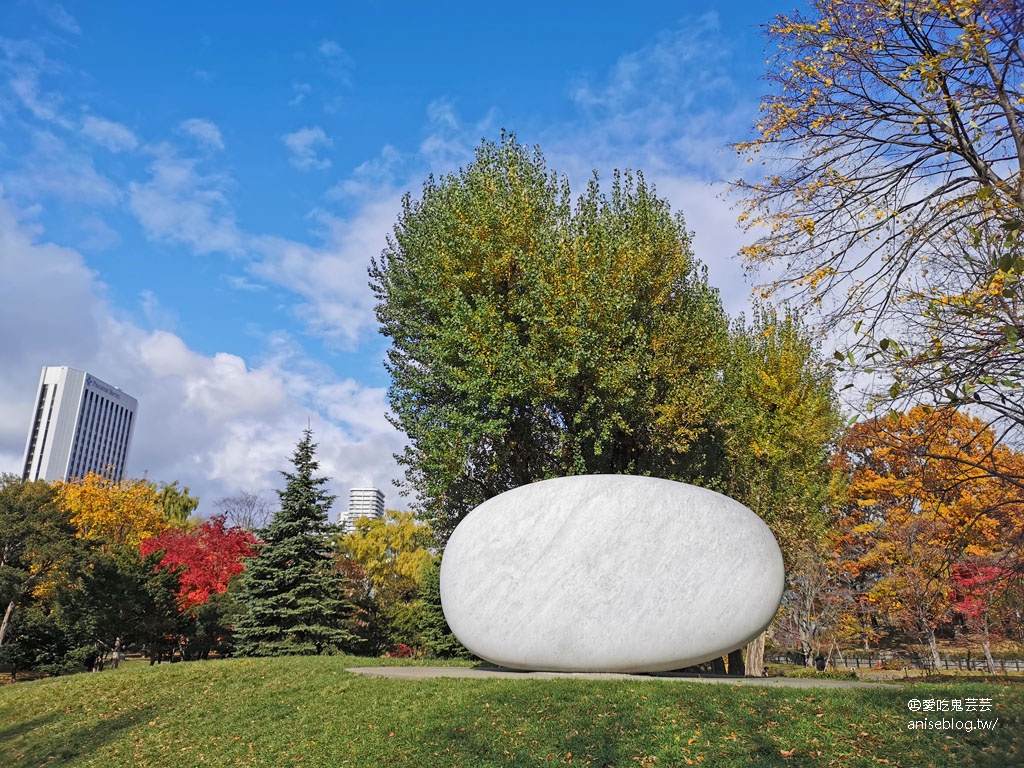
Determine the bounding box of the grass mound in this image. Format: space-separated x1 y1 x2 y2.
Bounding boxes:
1 655 1020 767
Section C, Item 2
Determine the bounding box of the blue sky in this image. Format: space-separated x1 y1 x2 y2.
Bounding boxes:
0 0 795 519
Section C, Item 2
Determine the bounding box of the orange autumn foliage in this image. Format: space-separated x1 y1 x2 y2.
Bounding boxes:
833 407 1024 653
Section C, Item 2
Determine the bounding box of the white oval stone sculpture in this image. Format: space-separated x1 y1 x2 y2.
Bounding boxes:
440 475 785 673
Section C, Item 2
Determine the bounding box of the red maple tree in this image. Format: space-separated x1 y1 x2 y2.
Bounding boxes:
950 562 1016 672
141 515 260 611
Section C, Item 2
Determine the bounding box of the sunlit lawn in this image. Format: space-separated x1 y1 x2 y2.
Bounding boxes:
1 655 1020 767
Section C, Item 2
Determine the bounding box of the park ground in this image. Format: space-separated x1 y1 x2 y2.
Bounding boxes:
1 655 1020 767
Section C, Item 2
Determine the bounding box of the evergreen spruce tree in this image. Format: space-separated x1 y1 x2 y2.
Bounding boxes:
417 556 472 659
234 430 353 656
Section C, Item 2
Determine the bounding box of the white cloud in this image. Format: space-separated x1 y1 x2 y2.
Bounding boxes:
43 3 81 35
557 12 754 183
571 13 728 112
532 13 762 320
138 290 179 331
128 144 243 254
139 332 287 418
178 118 224 151
0 198 103 370
418 99 498 174
10 72 60 123
317 40 353 84
248 193 400 349
426 98 459 131
77 215 120 250
327 144 402 200
315 378 394 438
282 126 333 171
0 38 73 130
0 194 409 515
81 115 138 152
121 136 397 348
223 274 267 292
289 82 311 107
318 40 345 59
4 130 121 205
651 178 757 320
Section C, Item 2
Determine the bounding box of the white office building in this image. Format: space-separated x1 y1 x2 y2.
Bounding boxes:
21 366 138 483
343 487 385 528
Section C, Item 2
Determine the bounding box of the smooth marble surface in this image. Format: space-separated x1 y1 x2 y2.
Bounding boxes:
440 475 785 673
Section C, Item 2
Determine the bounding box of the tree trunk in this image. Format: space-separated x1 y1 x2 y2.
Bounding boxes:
982 639 996 674
797 625 814 666
727 648 745 676
745 631 766 677
926 629 941 670
0 599 14 647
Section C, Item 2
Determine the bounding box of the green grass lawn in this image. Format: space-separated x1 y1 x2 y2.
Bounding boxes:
1 656 1020 767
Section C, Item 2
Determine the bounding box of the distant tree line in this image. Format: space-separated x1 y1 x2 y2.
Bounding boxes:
0 432 453 681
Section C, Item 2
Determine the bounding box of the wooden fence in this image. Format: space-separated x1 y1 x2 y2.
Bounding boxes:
767 652 1024 673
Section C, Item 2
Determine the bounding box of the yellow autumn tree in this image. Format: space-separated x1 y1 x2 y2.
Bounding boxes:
341 510 433 593
733 0 1024 469
54 472 167 550
338 510 434 650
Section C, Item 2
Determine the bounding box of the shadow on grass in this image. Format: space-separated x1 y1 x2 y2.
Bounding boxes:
0 704 159 768
0 713 60 755
440 682 641 767
415 679 1021 768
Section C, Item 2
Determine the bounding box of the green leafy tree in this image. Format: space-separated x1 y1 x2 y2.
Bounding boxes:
370 134 730 538
234 430 353 656
81 547 183 666
0 475 95 677
156 481 200 528
0 538 182 676
0 475 81 650
0 592 95 677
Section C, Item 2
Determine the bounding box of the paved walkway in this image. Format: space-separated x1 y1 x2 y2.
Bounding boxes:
346 666 897 689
